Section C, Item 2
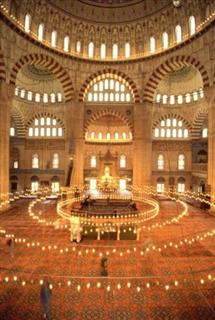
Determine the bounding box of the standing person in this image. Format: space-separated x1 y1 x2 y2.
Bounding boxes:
7 238 14 259
40 281 52 319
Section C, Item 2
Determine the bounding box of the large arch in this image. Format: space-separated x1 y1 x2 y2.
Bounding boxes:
191 107 208 139
9 54 74 102
26 112 65 131
79 68 140 103
84 108 133 134
144 55 210 103
11 106 26 138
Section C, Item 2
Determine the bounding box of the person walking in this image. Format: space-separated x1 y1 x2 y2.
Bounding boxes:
40 281 52 319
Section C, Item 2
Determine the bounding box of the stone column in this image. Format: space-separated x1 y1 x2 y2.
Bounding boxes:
66 100 85 187
133 103 152 187
0 82 13 202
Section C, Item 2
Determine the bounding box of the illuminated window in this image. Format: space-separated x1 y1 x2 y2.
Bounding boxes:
122 132 127 140
35 93 40 103
162 32 169 49
10 127 15 136
178 95 183 104
88 42 94 58
51 30 57 47
57 93 62 102
27 91 33 101
32 154 39 169
185 93 191 103
114 132 119 140
106 132 111 140
177 177 185 192
13 160 18 169
50 93 56 103
150 37 156 53
15 87 19 96
170 95 175 105
175 25 182 43
31 180 39 192
38 23 44 41
154 128 159 137
199 88 204 98
157 177 165 193
178 154 185 170
112 44 118 59
162 95 168 104
76 41 81 53
202 128 208 138
120 155 126 168
100 43 106 59
158 154 164 170
98 132 102 140
90 155 96 168
24 14 31 33
52 153 59 169
51 181 60 193
125 42 130 58
20 89 25 99
63 36 70 52
43 93 48 103
156 94 161 103
189 16 196 36
193 91 198 101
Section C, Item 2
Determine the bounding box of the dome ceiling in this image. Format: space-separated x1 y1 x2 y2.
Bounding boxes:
48 0 171 23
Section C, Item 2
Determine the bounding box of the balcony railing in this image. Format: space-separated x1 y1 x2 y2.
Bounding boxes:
192 163 207 173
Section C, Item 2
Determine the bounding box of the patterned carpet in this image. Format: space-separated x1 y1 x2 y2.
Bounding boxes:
0 199 215 319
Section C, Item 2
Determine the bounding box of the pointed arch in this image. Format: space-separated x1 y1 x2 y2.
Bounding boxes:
144 55 210 103
84 108 133 134
9 54 74 102
152 113 192 130
79 69 140 103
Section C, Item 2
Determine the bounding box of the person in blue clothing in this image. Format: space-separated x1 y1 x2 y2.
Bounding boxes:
40 281 52 319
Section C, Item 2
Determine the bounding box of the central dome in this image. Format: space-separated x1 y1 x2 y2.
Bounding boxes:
49 0 171 23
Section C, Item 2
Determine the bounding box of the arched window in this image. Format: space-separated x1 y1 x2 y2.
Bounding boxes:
114 132 119 140
150 37 156 53
98 132 102 140
170 95 175 105
52 153 59 169
35 93 40 103
177 177 185 193
106 132 111 140
50 93 56 103
24 14 31 33
175 25 182 43
100 43 106 59
112 44 118 59
162 32 169 49
122 132 127 140
20 89 25 99
157 154 164 170
10 127 15 136
27 91 32 101
178 154 185 170
76 41 81 53
202 128 208 138
125 42 130 58
38 23 44 41
185 93 191 103
90 155 96 168
63 36 70 52
120 155 126 168
51 177 60 193
189 16 196 36
157 177 165 193
43 93 48 103
88 42 94 58
32 154 39 169
31 176 39 192
51 30 57 47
